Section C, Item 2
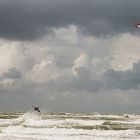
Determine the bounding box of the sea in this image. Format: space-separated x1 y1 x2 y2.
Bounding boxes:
0 112 140 140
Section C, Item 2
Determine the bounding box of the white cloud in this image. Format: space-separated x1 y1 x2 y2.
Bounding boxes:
0 40 31 75
25 55 60 83
72 53 90 76
52 25 78 45
0 26 140 112
0 79 15 86
110 33 140 71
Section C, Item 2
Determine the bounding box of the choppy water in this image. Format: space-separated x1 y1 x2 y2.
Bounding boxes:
0 112 140 140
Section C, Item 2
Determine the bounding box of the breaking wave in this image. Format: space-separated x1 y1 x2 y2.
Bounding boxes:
0 112 140 140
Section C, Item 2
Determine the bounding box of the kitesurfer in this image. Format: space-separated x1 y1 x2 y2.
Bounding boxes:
135 23 140 27
32 106 41 113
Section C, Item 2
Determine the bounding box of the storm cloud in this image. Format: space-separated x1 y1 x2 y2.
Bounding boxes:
0 0 140 113
0 0 140 40
104 60 140 90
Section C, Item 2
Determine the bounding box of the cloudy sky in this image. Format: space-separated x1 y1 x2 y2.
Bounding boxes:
0 0 140 113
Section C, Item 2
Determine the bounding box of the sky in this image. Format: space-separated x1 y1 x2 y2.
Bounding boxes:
0 0 140 113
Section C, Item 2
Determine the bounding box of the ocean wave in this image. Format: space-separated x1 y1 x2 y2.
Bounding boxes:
0 112 140 139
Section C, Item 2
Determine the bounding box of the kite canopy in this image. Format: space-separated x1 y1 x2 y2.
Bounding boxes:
135 23 140 27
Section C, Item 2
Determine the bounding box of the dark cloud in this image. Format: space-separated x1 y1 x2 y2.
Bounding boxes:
70 67 102 92
0 68 21 79
0 55 140 112
104 60 140 90
27 60 140 93
0 0 140 40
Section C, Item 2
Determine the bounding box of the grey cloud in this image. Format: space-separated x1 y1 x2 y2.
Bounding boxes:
42 66 102 93
104 60 140 90
30 59 140 93
0 0 140 40
1 55 140 113
0 68 21 80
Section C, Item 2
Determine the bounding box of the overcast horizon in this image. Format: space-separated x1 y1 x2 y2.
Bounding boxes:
0 0 140 113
